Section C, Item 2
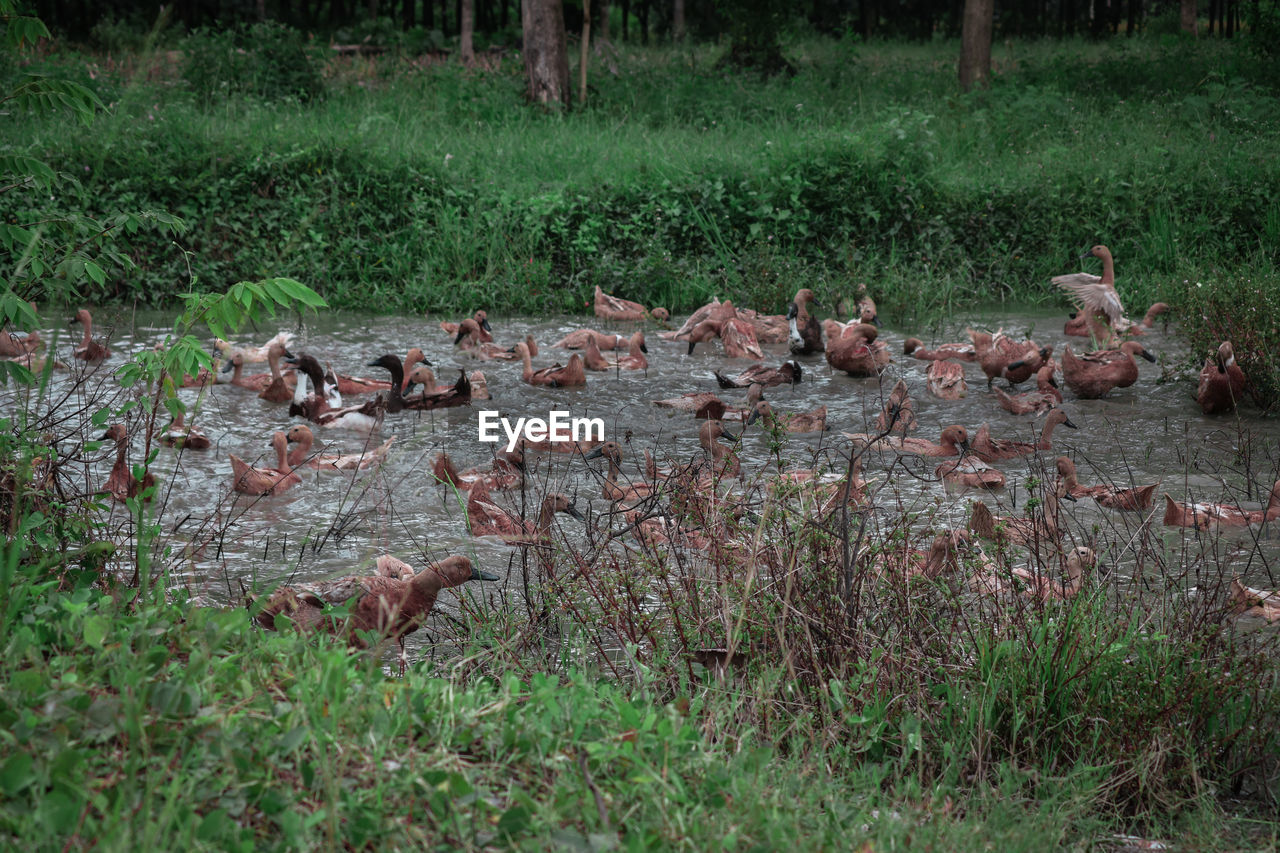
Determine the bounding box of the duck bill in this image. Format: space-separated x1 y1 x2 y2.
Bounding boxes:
1062 414 1078 429
566 504 585 522
720 429 740 442
687 341 697 355
1078 249 1093 260
1139 348 1156 363
471 567 500 581
453 327 468 346
584 445 605 460
220 359 235 374
640 342 648 353
746 408 761 426
480 317 493 332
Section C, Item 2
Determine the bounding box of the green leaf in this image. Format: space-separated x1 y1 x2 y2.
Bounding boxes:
83 260 106 285
0 752 35 796
83 614 109 649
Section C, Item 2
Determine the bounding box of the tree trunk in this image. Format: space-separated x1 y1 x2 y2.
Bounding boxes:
1181 0 1197 33
404 0 416 28
958 0 993 91
599 0 611 41
578 0 590 103
639 0 649 43
522 0 570 105
622 0 630 39
673 0 685 40
369 0 380 17
461 0 476 62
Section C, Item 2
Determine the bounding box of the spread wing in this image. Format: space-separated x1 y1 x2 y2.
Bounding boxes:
1052 273 1124 324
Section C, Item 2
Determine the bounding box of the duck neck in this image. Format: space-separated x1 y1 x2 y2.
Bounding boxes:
79 319 93 348
519 347 534 381
273 434 291 472
1098 250 1115 285
267 349 283 380
287 431 312 468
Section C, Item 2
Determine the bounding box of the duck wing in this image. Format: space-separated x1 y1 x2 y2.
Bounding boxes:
1053 273 1124 324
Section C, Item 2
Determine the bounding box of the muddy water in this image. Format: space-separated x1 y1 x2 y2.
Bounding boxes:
10 306 1280 653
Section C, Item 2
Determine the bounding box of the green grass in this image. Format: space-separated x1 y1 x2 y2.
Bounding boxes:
3 35 1278 328
1 568 1275 850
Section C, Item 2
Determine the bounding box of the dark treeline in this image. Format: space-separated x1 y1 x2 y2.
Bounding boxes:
30 0 1248 46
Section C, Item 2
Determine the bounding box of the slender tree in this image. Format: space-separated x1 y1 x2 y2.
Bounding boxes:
522 0 570 105
1182 0 1198 33
461 0 476 63
958 0 992 90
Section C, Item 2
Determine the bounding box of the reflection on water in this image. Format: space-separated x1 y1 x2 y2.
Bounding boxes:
7 305 1280 650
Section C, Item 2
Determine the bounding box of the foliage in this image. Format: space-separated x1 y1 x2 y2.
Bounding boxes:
181 22 325 105
1173 271 1280 411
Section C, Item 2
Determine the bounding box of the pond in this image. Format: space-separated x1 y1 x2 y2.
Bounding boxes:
7 303 1280 656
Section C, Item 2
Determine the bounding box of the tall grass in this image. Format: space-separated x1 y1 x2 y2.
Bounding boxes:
3 36 1277 329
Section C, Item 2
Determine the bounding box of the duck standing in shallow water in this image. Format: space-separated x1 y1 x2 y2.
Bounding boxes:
1065 301 1169 338
995 366 1061 415
826 324 890 377
1197 341 1246 415
1061 341 1155 399
746 400 828 433
594 286 652 322
467 486 585 544
230 431 301 496
970 330 1048 388
70 309 110 363
969 408 1076 463
102 424 156 503
968 477 1073 548
1162 479 1280 529
553 329 627 351
161 410 211 451
285 424 395 471
903 337 975 363
875 379 918 435
926 360 967 400
1053 245 1126 340
787 288 824 355
1055 456 1157 511
512 341 586 387
440 309 493 340
1228 578 1280 622
254 555 497 673
715 360 802 389
936 456 1007 490
585 441 658 502
215 331 295 364
257 341 298 402
844 424 971 457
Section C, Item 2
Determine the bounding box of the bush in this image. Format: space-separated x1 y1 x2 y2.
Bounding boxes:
181 22 324 104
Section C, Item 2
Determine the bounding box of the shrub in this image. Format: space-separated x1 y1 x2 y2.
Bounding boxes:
181 22 324 104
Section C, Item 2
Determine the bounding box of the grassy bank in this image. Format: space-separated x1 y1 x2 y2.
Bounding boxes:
2 537 1280 850
3 36 1278 324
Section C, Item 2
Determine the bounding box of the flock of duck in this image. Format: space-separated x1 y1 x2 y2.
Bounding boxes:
4 244 1277 667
